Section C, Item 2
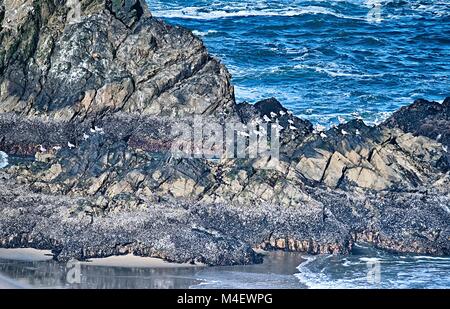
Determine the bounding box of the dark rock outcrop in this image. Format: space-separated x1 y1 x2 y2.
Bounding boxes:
383 98 450 148
0 0 235 119
0 1 449 264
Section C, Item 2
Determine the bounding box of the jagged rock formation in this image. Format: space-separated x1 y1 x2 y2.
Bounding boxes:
0 0 449 264
383 97 450 149
0 0 234 119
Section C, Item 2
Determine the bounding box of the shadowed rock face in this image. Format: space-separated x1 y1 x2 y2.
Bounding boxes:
383 98 450 149
0 0 235 119
0 1 449 264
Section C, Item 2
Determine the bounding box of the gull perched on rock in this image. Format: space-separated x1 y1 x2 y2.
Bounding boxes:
254 125 267 136
68 142 76 149
83 133 90 140
263 115 271 122
279 110 286 116
287 111 293 116
270 112 277 118
289 125 297 131
314 124 326 133
52 146 62 151
94 126 104 134
92 53 100 60
288 119 294 125
437 134 442 141
320 132 327 139
39 145 47 152
443 145 448 153
355 129 361 136
338 116 346 124
341 129 349 136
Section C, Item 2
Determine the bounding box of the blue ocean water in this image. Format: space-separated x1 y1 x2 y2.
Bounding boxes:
150 0 450 126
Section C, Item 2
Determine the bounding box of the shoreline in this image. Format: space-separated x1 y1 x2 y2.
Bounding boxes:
0 248 204 269
1 247 448 289
0 249 305 289
0 274 29 289
81 254 206 269
0 248 54 262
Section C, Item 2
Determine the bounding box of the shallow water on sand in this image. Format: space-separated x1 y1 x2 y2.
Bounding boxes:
0 246 448 289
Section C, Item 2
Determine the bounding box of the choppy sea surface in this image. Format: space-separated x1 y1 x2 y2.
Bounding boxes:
149 0 449 126
0 246 449 288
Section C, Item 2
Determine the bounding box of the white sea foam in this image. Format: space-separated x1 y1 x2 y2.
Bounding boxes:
294 63 385 79
295 256 365 289
411 256 450 261
0 151 8 169
153 6 360 21
192 29 218 37
295 252 450 289
359 257 382 263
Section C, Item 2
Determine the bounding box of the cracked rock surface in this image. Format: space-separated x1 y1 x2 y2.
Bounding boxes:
0 0 235 119
0 0 449 265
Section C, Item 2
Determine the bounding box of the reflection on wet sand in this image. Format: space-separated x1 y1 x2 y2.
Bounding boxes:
0 250 304 289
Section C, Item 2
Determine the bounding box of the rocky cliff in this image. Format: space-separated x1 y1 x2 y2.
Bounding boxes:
0 0 449 265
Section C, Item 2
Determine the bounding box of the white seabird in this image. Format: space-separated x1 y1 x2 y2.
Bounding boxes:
263 115 271 122
94 126 104 134
320 132 327 139
289 125 297 131
52 146 62 151
270 112 277 118
39 145 47 152
83 133 90 140
338 116 346 124
341 129 349 136
279 110 286 116
443 145 448 153
253 118 262 125
0 151 8 169
314 124 326 133
68 142 76 149
355 129 361 136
